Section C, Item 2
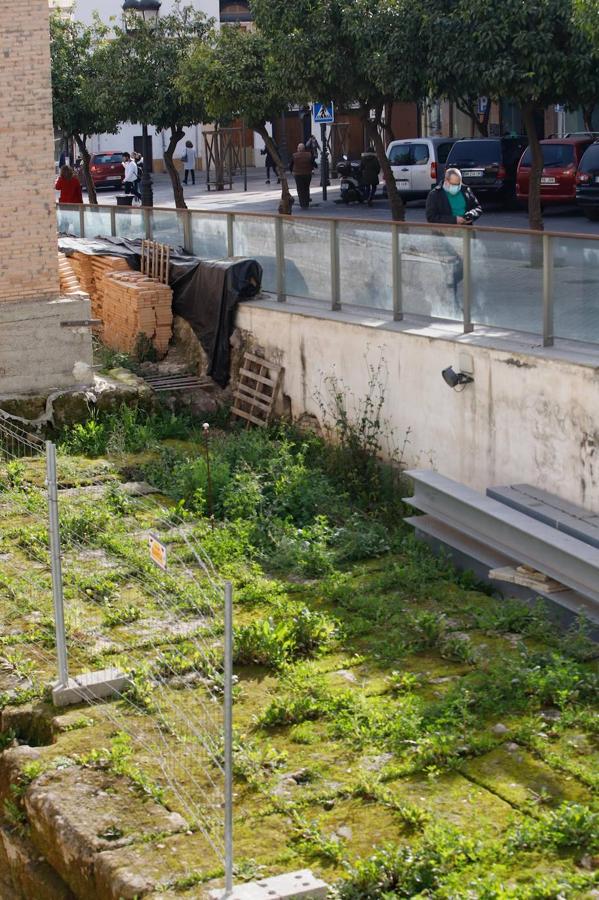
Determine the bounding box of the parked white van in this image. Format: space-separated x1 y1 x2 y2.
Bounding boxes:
384 137 457 200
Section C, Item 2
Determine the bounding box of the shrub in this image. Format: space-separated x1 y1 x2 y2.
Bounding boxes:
331 513 391 562
61 416 108 457
509 802 599 854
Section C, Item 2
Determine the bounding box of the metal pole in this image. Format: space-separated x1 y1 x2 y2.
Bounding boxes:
330 219 340 311
224 580 234 897
462 228 473 334
320 123 328 201
226 214 234 258
275 216 286 302
242 120 248 192
183 209 193 255
79 205 85 239
141 123 154 208
46 441 69 689
392 223 403 321
542 233 554 347
110 206 116 237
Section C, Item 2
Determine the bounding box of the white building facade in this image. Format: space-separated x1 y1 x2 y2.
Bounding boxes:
51 0 263 173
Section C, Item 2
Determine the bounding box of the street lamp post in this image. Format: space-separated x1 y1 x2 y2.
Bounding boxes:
122 0 161 208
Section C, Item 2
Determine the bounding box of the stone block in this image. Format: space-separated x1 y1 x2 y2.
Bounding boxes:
208 870 329 900
0 297 93 396
51 668 131 708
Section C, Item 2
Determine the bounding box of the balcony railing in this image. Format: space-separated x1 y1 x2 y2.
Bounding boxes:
57 202 599 349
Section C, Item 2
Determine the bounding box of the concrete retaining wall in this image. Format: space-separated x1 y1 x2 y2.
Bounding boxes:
236 302 599 513
0 296 94 395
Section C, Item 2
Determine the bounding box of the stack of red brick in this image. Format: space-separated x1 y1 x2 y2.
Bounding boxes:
57 251 173 356
99 271 173 357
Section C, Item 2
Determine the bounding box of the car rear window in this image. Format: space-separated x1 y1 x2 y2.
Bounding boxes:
579 144 599 172
93 154 123 165
447 141 502 165
388 144 411 165
437 142 455 164
520 144 575 168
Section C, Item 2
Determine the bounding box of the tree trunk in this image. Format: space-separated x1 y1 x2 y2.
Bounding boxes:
73 133 97 205
164 125 187 210
256 124 293 215
522 104 544 231
582 104 595 133
364 111 404 222
456 99 489 137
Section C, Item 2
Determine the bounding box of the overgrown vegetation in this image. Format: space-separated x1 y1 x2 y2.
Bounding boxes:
1 396 597 897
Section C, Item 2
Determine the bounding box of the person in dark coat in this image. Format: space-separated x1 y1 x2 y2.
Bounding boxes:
360 149 381 206
289 143 314 209
426 167 482 224
260 141 280 184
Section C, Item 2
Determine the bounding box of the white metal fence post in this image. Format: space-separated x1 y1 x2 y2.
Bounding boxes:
46 441 69 689
223 580 234 897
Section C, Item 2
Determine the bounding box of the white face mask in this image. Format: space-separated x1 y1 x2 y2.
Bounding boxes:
445 183 461 195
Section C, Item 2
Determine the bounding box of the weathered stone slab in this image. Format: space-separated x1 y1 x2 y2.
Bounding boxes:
24 766 187 900
0 823 76 900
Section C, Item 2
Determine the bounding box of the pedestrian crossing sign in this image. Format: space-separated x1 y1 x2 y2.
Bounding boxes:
313 102 335 124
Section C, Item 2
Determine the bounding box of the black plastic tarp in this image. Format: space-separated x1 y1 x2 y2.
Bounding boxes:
58 236 262 386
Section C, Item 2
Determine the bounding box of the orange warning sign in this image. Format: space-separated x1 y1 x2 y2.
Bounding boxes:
149 534 167 570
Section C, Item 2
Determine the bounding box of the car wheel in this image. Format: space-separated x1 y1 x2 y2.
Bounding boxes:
583 209 599 222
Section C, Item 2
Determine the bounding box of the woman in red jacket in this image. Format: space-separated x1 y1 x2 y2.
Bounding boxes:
55 165 83 204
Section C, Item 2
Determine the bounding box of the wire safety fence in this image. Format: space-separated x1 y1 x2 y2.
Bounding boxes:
0 422 234 894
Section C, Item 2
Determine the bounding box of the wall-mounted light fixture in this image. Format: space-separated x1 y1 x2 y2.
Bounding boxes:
442 366 474 389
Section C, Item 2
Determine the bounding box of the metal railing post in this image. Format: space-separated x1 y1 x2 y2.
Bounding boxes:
275 216 286 302
143 207 152 240
79 206 85 239
183 210 193 254
392 224 403 321
46 441 69 689
462 228 473 334
110 207 116 237
223 581 234 897
227 214 234 258
330 219 340 311
542 233 554 347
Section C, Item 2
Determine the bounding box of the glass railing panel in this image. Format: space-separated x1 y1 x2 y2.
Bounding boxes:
338 222 392 311
57 205 81 237
232 216 277 293
83 207 112 239
399 227 464 320
151 209 185 248
190 213 228 258
114 208 145 240
471 229 543 335
282 219 331 302
553 236 599 343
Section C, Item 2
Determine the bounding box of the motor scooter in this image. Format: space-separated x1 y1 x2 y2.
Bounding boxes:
337 156 370 204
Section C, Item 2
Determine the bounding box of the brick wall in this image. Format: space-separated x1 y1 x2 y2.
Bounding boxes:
0 0 59 303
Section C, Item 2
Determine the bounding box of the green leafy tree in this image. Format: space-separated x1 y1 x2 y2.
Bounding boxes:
50 14 120 204
251 0 428 221
104 5 211 208
427 0 598 230
181 26 295 213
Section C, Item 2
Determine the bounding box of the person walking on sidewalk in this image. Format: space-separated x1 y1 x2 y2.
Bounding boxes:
122 152 139 201
260 142 280 184
289 143 314 209
55 165 83 204
360 148 381 207
182 140 196 185
426 167 481 224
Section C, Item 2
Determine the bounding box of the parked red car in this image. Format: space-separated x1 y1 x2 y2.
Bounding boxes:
78 151 125 189
516 138 594 205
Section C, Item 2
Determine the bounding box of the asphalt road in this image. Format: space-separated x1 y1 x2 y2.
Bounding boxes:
83 171 599 236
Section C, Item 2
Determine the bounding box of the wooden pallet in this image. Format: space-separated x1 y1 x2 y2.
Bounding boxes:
232 352 282 427
140 239 170 284
143 374 215 393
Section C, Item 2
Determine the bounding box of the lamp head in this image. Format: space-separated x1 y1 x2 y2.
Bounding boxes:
442 366 474 389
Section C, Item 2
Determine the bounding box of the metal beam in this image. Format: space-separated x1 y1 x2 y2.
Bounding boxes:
404 469 599 609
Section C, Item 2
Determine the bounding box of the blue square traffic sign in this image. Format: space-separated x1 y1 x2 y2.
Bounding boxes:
313 102 335 124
